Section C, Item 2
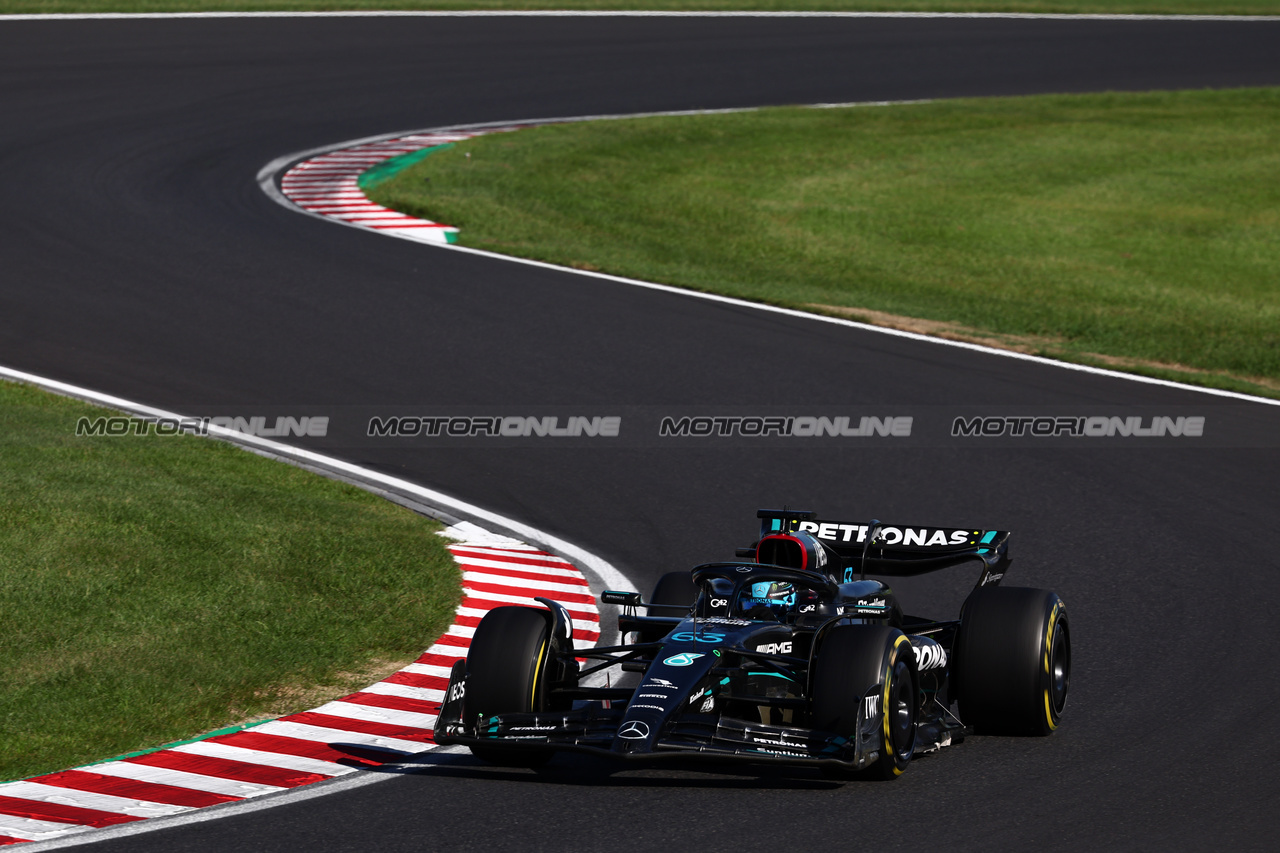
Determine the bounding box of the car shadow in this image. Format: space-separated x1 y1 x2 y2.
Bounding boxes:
370 747 844 790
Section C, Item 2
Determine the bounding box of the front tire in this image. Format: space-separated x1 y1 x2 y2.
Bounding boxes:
464 606 556 766
811 625 918 780
954 586 1069 736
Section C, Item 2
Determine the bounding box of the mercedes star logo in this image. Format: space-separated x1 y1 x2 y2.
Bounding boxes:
618 720 651 740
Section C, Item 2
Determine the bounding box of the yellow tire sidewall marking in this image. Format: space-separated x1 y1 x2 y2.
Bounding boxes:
530 638 549 709
1043 601 1061 730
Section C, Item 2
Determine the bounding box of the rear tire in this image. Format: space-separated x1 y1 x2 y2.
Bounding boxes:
811 625 917 780
464 606 555 766
639 571 699 644
954 587 1069 736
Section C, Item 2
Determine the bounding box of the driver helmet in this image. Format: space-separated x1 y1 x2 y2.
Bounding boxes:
741 580 796 615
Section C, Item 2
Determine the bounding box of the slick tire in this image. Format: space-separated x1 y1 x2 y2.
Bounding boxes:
638 571 700 644
811 625 918 780
464 606 555 767
954 587 1069 736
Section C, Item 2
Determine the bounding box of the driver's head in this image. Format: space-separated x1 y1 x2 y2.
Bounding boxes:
742 580 796 616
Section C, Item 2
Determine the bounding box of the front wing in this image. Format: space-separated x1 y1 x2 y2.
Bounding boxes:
434 667 887 770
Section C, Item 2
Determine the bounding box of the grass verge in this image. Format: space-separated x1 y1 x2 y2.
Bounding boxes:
368 87 1280 399
0 379 461 781
2 2 1278 18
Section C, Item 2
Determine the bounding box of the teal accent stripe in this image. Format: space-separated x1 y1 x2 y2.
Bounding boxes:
358 143 455 190
977 529 997 554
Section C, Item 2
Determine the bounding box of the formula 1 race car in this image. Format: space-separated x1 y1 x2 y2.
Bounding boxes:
434 509 1069 778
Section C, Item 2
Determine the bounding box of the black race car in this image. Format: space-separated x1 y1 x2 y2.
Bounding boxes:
434 509 1069 778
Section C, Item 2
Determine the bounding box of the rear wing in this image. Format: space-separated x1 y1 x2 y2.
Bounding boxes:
753 508 1009 583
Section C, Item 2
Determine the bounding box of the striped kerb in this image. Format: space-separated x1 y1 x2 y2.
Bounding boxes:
278 126 530 245
0 534 599 845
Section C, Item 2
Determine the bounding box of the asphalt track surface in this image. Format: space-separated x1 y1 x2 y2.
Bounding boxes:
3 13 1280 852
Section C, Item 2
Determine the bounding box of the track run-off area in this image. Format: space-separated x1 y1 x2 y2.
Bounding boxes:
0 519 600 847
2 11 1279 852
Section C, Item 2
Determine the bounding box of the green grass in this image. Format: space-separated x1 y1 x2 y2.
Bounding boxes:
0 380 461 780
368 88 1280 398
2 1 1278 18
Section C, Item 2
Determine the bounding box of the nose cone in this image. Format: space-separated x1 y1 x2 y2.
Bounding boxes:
615 629 724 753
612 718 658 754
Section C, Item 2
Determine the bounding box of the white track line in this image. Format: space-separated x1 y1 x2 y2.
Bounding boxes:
0 529 609 849
0 366 629 849
258 108 1280 408
3 13 1278 22
0 364 634 591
